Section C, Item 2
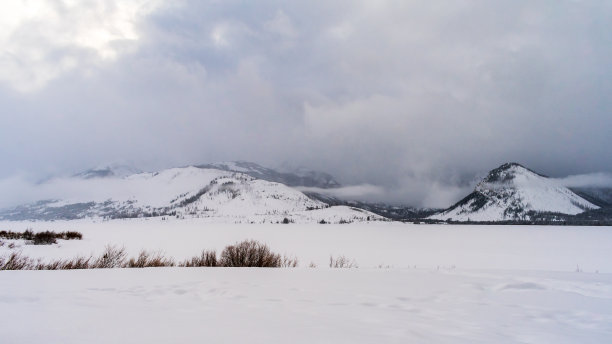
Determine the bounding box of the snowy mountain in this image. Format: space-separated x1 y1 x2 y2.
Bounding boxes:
429 163 599 222
0 166 380 223
196 161 341 189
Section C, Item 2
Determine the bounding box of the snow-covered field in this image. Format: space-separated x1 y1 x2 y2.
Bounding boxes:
1 220 612 343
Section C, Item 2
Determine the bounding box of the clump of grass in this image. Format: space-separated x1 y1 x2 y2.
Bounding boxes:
54 256 93 270
0 252 36 270
281 255 299 268
92 245 128 269
329 255 358 268
180 250 218 267
126 250 175 268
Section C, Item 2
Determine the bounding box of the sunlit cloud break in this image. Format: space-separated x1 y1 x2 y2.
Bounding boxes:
0 0 165 92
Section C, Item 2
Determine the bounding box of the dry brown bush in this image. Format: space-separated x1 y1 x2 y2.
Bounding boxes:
220 240 282 267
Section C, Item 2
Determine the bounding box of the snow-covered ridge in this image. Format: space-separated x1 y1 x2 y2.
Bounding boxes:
430 163 599 221
196 161 341 189
0 166 381 223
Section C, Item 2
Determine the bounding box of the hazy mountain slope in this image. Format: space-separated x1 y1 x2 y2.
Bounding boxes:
569 187 612 208
429 163 599 221
0 167 381 223
304 192 440 220
196 161 341 189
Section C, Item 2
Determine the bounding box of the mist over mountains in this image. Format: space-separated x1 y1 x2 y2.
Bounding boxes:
1 161 610 224
0 164 380 224
1 1 611 210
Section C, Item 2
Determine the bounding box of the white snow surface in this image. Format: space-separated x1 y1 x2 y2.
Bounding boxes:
2 220 611 271
2 268 611 344
430 164 599 221
1 220 612 343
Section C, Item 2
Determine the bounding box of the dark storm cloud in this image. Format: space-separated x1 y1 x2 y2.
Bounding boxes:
0 0 611 208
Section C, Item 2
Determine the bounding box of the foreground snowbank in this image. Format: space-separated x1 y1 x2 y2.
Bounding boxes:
1 268 611 343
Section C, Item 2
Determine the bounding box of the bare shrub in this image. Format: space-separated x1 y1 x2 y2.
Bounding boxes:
180 250 218 267
92 245 127 268
220 240 282 267
22 230 34 241
33 231 57 245
0 231 22 240
61 231 83 240
329 255 358 268
126 250 175 268
308 261 317 268
0 230 83 244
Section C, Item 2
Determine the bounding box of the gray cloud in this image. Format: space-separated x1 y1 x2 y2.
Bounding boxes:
298 184 386 201
0 0 611 208
554 173 612 188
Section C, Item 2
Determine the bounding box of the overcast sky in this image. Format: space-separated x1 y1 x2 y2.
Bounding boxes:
1 1 611 208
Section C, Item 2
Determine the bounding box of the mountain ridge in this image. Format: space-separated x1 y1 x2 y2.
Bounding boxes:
0 165 380 224
195 161 341 189
429 163 599 222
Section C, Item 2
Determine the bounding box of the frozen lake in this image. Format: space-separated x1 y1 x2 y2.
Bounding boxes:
1 220 612 343
1 219 611 272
